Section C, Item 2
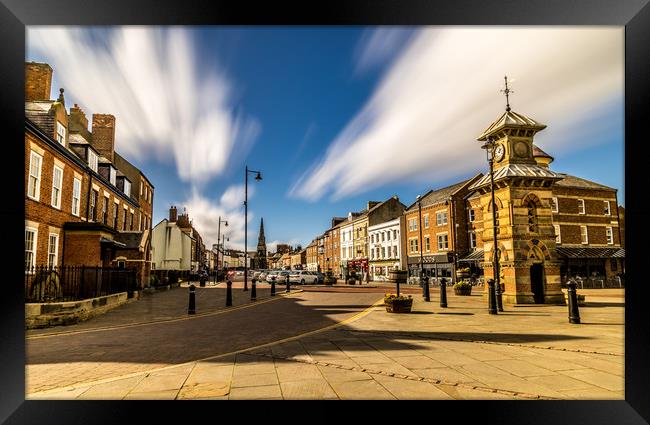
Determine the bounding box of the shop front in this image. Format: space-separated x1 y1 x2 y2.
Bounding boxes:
407 252 455 283
344 258 369 281
370 260 400 281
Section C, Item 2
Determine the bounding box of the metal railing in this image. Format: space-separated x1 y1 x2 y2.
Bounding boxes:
561 275 624 289
25 265 137 303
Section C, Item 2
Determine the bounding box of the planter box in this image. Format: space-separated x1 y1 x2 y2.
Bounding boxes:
454 287 472 296
385 299 413 313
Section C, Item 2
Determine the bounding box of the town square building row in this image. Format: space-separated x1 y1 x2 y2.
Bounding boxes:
306 103 624 304
25 62 155 288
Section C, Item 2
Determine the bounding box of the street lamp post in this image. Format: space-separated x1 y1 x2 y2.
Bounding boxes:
244 166 262 292
221 234 229 277
482 136 502 314
417 195 430 302
217 216 228 282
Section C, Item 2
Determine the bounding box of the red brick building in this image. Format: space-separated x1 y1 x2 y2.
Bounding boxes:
25 62 155 288
403 175 483 280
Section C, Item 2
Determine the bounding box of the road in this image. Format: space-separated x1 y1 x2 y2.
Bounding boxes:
26 286 383 394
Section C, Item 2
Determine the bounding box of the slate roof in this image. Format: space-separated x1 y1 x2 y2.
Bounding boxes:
406 176 480 211
114 232 144 250
469 164 562 190
554 173 616 191
68 133 90 145
556 247 625 259
25 100 56 136
478 110 546 141
532 144 553 159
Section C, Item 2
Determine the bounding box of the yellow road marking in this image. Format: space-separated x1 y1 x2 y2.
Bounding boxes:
27 290 304 340
27 297 384 397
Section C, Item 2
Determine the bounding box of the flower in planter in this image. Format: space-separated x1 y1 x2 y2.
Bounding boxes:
384 293 413 303
453 280 472 289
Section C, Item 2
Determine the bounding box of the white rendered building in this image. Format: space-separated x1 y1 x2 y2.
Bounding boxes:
368 218 402 281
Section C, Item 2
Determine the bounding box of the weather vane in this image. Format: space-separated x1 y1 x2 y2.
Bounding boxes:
501 75 513 112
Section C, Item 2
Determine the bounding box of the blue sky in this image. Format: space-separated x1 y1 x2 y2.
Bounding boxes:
27 27 624 251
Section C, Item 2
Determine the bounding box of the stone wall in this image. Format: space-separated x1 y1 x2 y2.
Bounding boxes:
25 291 133 329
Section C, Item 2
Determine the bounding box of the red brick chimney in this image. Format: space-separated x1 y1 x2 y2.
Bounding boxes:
169 205 177 222
91 114 116 162
25 62 53 102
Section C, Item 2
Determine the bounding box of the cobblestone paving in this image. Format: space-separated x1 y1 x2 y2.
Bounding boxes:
27 287 624 400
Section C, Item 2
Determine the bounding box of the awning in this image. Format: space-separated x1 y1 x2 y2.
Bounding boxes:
556 247 625 259
459 250 484 262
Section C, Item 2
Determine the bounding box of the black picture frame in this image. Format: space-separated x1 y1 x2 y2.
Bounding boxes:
1 0 648 423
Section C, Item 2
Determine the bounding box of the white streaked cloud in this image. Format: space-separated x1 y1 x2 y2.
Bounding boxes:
289 27 623 201
179 186 255 251
353 27 415 75
27 26 260 187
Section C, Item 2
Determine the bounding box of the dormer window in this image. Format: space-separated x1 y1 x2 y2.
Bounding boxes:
87 149 98 172
110 167 117 186
124 180 131 197
56 121 66 145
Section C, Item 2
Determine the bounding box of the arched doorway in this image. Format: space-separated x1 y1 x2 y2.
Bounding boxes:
530 263 544 304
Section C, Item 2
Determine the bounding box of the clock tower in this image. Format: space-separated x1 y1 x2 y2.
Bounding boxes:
469 77 564 304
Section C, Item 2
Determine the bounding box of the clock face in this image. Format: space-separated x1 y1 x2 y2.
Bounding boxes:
514 141 529 157
494 144 505 162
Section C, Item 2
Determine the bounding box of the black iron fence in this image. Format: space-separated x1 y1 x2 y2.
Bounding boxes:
25 265 137 303
561 275 625 289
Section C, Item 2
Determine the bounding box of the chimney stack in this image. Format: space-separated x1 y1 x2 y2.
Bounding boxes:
169 205 177 222
91 114 116 162
69 104 89 133
367 201 380 210
25 62 53 102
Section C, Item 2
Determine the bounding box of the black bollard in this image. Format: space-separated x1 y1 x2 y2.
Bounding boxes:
422 276 430 302
496 281 504 312
567 278 581 324
200 274 206 288
440 278 448 308
188 284 196 315
251 278 257 301
225 279 233 307
271 276 276 296
286 274 290 293
487 279 498 315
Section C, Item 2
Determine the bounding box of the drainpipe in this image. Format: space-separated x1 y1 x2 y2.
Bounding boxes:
449 197 458 283
86 173 93 220
614 192 623 274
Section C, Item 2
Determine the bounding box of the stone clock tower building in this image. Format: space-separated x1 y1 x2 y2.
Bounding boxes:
469 91 565 304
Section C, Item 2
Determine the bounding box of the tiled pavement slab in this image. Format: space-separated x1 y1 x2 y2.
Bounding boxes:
26 288 624 400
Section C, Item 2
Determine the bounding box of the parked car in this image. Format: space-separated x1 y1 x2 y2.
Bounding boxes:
289 270 319 285
277 270 291 282
314 271 325 284
265 271 279 282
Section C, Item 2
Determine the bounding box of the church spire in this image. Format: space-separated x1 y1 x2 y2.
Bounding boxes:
258 218 265 244
256 218 267 269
